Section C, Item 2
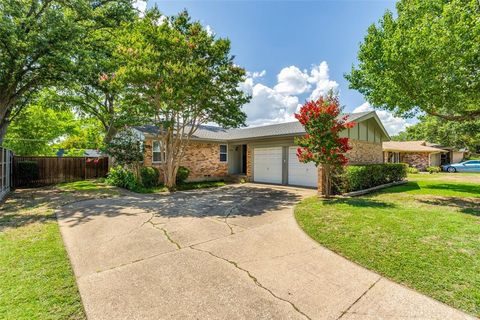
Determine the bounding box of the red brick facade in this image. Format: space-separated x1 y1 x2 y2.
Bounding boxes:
144 139 228 181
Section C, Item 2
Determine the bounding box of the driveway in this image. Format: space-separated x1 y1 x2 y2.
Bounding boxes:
57 184 473 320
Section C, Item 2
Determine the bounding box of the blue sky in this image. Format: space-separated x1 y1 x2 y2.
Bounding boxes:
137 0 410 134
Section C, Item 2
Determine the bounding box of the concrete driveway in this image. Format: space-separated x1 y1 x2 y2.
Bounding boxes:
57 184 473 320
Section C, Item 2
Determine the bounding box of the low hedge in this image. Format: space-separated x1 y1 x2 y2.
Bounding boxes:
343 163 407 192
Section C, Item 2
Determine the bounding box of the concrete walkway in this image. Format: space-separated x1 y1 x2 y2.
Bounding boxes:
57 184 474 320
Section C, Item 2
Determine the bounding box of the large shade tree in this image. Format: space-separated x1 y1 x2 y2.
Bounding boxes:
50 3 137 143
0 0 135 143
117 9 250 189
346 0 480 121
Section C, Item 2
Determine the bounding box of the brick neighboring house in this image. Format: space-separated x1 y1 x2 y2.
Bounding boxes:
134 111 390 193
383 141 454 171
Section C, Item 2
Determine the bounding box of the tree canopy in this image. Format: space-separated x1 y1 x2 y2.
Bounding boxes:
2 100 103 156
392 116 480 153
0 0 135 142
346 0 480 121
116 8 250 189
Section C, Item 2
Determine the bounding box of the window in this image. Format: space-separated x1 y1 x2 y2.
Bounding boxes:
219 144 227 162
152 141 164 163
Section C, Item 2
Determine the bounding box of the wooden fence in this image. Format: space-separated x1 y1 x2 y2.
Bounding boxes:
0 147 13 201
13 156 109 187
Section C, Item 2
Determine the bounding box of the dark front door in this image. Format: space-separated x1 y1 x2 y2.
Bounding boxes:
242 145 247 174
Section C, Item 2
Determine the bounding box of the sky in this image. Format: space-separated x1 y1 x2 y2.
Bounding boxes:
134 0 413 135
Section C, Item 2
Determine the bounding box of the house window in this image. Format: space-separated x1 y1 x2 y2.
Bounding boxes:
152 141 164 163
219 144 227 162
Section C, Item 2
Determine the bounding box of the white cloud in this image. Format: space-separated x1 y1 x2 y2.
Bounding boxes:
308 61 339 100
240 61 339 126
353 102 410 135
133 1 147 17
273 66 310 95
241 81 300 126
205 25 214 36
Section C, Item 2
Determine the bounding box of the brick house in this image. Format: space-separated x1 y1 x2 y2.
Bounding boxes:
383 141 451 171
134 111 390 193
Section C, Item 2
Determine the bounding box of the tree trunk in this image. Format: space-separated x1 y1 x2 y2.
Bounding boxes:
0 98 13 145
323 164 332 198
0 117 9 146
103 125 118 144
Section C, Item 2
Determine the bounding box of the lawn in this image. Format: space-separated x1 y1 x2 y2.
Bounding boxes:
295 173 480 317
0 180 118 320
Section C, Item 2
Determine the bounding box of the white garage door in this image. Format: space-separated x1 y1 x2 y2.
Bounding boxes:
253 147 283 184
288 147 318 188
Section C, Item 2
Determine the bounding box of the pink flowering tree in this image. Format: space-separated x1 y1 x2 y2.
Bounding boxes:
295 95 355 197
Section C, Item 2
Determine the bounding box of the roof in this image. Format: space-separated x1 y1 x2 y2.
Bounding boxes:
134 111 383 142
383 141 448 153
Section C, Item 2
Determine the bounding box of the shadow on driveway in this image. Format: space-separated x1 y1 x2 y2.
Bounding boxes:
59 185 303 227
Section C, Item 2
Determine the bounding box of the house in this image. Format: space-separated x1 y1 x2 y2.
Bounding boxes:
383 141 459 170
134 111 390 192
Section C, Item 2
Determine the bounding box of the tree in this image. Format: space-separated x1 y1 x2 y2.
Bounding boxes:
117 9 250 190
0 0 135 143
392 116 480 153
295 95 355 198
106 129 144 176
51 4 137 144
3 103 77 156
346 0 480 121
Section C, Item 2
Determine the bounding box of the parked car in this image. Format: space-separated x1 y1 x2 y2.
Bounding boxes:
442 160 480 173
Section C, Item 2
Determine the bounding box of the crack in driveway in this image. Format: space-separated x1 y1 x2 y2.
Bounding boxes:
336 276 382 320
190 246 312 320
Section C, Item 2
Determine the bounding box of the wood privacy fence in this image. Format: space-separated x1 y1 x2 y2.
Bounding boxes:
0 147 13 201
13 156 109 187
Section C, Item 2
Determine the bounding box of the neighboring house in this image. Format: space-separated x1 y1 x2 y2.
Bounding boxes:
134 111 390 191
56 149 104 158
424 143 467 165
383 141 449 170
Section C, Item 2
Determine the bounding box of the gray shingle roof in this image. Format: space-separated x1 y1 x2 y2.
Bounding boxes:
134 111 373 141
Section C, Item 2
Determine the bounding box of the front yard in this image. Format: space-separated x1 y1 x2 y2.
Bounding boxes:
0 181 119 320
295 173 480 317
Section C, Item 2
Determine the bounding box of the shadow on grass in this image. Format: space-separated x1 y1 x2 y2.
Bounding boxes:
323 198 396 208
417 197 480 217
424 184 480 197
377 182 421 194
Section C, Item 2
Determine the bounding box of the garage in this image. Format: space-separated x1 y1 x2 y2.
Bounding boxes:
253 147 283 184
288 146 318 188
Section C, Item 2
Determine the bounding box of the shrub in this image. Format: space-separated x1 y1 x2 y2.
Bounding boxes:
140 166 159 188
343 163 407 192
427 166 441 174
106 165 138 190
17 161 39 185
407 166 419 174
176 166 190 184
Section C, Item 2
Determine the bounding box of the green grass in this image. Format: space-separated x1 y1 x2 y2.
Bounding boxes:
295 173 480 317
0 180 118 320
133 180 226 193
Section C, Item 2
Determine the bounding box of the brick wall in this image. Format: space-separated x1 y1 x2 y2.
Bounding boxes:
246 144 252 181
400 152 430 171
346 140 384 165
144 139 228 181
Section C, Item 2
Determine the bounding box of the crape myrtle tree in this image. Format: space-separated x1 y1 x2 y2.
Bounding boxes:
295 95 355 198
346 0 480 121
0 0 135 144
117 9 250 190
